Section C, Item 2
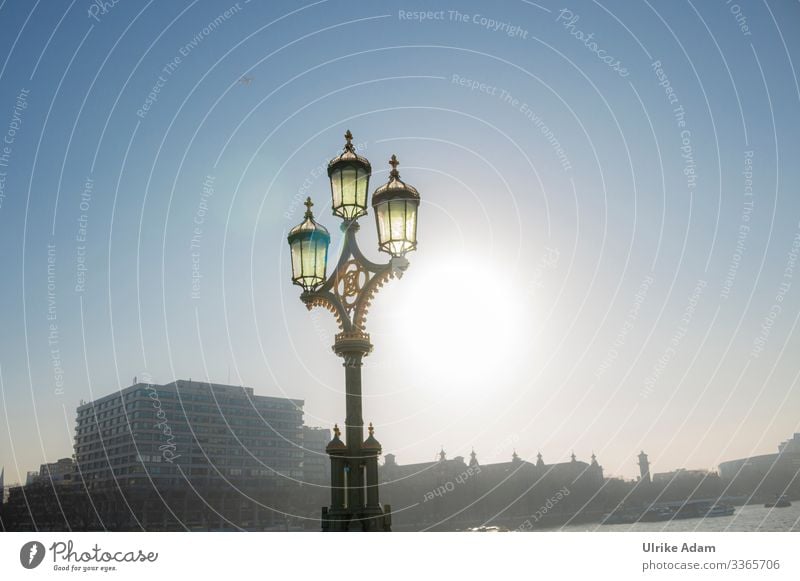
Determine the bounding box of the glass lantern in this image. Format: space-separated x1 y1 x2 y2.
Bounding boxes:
328 130 371 220
287 197 330 291
371 155 420 256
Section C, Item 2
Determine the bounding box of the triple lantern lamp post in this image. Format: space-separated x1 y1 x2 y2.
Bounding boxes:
287 130 421 531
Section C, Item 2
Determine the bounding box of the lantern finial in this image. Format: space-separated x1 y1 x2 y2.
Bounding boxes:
344 129 355 152
304 196 314 218
389 154 400 180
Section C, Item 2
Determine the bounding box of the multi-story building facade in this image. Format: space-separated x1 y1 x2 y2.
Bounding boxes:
301 426 330 485
64 379 314 529
37 458 75 485
74 379 304 490
718 433 800 500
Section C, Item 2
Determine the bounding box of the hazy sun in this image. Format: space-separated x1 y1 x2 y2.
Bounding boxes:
391 257 535 391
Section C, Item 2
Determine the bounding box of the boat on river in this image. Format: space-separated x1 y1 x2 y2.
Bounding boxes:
764 495 791 508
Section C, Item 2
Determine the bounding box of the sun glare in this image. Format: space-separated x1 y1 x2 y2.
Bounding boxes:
393 257 535 391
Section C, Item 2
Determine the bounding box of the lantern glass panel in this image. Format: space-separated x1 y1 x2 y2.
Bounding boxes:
312 234 328 281
331 172 343 213
356 168 369 207
404 200 417 245
375 198 418 256
389 200 407 252
330 164 370 219
376 202 388 247
289 232 328 290
341 166 357 208
290 241 303 282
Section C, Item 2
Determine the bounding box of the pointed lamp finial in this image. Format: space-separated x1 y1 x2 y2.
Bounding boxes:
303 196 314 219
389 154 400 179
344 129 354 152
368 422 374 436
333 423 341 438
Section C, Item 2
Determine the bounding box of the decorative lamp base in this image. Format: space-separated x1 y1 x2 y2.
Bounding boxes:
332 331 373 357
321 505 391 532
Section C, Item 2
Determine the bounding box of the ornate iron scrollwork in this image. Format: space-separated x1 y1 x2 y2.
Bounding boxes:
302 223 401 354
352 269 395 332
335 260 368 313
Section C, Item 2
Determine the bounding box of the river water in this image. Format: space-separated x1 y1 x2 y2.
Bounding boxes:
554 504 800 532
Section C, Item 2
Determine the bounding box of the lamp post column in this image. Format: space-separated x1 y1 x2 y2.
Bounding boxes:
342 353 365 457
333 332 371 516
343 352 364 512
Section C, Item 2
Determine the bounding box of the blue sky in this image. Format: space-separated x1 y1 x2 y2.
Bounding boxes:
1 0 799 483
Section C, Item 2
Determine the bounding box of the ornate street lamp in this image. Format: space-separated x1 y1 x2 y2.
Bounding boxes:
287 198 330 291
372 155 419 256
287 130 422 532
327 129 371 220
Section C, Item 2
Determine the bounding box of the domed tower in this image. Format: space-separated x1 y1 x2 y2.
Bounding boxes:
590 452 604 484
324 425 348 520
361 424 383 515
469 449 479 469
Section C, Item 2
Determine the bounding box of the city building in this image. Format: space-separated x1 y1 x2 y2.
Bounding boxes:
301 426 330 485
718 433 800 500
1 380 333 531
66 379 313 530
778 433 800 455
380 449 606 530
0 467 5 504
653 469 713 484
37 458 75 485
74 379 304 490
